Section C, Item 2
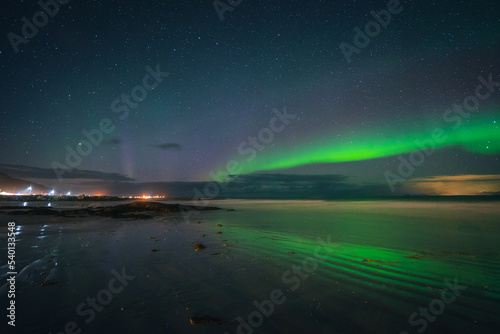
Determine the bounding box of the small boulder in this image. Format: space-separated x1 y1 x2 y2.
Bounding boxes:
194 243 206 251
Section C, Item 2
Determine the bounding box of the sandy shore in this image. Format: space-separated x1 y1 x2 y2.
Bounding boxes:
1 200 499 334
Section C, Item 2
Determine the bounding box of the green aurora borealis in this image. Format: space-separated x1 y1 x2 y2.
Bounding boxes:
222 110 499 175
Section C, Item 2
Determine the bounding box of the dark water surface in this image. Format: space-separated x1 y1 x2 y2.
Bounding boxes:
1 200 499 334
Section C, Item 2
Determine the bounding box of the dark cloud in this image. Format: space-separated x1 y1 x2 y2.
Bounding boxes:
74 173 394 199
0 164 135 182
0 167 396 198
151 143 182 151
102 138 122 145
0 172 49 193
219 173 393 198
221 173 354 198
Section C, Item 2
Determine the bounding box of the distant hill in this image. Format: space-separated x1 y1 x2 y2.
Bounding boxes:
0 172 48 194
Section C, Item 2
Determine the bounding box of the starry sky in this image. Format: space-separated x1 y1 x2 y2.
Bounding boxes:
1 0 499 197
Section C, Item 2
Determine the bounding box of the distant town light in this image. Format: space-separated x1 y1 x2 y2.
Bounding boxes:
131 195 165 199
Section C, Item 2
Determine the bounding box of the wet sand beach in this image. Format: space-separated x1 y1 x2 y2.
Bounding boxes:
1 199 499 334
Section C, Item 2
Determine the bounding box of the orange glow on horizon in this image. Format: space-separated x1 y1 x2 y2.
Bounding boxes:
403 174 500 195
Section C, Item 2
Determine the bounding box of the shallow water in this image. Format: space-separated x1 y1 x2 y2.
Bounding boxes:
1 200 499 333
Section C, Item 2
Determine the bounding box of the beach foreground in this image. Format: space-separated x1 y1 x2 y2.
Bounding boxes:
1 199 499 334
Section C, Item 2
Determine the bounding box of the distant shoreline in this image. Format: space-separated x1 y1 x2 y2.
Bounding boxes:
1 194 499 203
0 195 195 202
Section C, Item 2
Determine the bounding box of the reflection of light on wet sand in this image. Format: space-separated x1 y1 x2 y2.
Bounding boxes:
1 200 499 333
403 174 500 195
15 225 22 236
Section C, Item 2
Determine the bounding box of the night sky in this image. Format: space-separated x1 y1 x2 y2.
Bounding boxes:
1 0 499 197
